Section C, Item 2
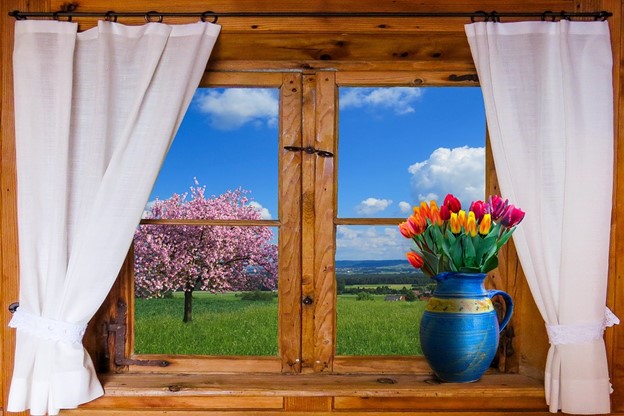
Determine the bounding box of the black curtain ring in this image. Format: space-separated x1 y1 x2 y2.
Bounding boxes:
105 11 118 22
470 11 488 23
489 11 500 22
201 11 218 23
145 11 163 23
560 11 571 21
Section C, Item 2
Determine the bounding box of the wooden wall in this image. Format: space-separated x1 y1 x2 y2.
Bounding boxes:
0 0 622 415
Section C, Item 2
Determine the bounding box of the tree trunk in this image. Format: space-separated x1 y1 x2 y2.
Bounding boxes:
183 289 193 323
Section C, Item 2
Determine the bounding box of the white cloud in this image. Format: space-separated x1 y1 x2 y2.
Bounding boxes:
336 226 411 260
340 87 423 115
142 200 156 219
408 146 485 206
398 201 412 214
194 89 278 130
248 201 273 220
355 197 393 215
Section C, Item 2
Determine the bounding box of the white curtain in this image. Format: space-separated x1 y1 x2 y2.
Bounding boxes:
465 21 618 414
9 19 220 415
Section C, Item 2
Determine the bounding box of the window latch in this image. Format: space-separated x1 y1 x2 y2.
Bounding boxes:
284 145 334 158
104 300 169 368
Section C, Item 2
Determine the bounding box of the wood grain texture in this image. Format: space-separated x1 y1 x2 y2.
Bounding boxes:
279 73 304 373
313 73 337 372
300 74 318 372
284 396 331 411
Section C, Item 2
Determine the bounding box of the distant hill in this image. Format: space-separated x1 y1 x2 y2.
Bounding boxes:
336 259 421 276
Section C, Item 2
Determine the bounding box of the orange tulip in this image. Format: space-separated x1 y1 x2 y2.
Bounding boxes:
419 201 431 221
398 221 414 238
406 251 424 269
429 200 443 226
408 214 427 236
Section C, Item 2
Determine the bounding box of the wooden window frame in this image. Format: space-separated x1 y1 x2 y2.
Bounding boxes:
2 0 621 413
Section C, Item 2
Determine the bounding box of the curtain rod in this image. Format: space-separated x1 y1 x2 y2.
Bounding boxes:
8 9 613 24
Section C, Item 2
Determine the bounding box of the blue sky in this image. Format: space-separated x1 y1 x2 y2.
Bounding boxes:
148 86 486 260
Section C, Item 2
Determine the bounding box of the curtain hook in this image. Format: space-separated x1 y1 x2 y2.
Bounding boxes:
145 11 163 23
488 11 500 22
105 11 118 22
560 11 571 21
200 11 218 23
471 11 488 23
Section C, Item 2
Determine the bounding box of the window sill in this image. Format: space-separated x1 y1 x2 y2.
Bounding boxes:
67 372 547 413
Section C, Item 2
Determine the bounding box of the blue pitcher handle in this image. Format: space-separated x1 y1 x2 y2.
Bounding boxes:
487 289 514 332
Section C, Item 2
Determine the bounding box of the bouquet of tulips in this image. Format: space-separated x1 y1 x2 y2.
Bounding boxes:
399 194 525 277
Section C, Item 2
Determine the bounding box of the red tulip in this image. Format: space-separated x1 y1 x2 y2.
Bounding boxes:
439 204 451 221
469 200 487 221
500 204 525 227
443 194 462 213
406 251 424 269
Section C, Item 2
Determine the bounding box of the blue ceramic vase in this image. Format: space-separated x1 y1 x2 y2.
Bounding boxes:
419 272 513 383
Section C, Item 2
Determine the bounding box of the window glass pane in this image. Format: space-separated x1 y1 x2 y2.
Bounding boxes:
336 226 430 356
134 225 278 356
336 87 486 356
135 86 280 356
146 87 278 220
338 87 486 218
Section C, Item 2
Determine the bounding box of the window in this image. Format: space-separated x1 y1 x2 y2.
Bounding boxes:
95 72 514 377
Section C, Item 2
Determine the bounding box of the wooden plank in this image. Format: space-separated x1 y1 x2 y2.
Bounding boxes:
337 71 479 87
279 72 304 373
49 0 576 14
60 410 562 416
334 396 548 411
128 356 282 373
313 72 337 372
300 74 317 372
80 396 283 410
284 397 332 411
200 72 283 87
333 356 431 374
139 219 280 226
94 372 544 397
334 218 404 225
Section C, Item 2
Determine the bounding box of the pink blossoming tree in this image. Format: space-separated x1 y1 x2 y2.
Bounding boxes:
134 182 278 322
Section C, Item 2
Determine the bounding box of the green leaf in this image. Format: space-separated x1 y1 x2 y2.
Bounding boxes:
462 235 477 267
449 236 463 271
480 254 499 273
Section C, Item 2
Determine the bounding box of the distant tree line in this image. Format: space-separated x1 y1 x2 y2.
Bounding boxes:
336 273 430 288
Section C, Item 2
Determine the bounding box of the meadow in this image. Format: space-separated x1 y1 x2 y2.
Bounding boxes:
134 291 425 356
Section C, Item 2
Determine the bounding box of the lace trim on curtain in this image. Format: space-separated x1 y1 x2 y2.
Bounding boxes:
8 309 86 345
546 307 620 345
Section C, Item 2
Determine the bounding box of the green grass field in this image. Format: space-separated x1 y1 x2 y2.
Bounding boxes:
134 292 425 356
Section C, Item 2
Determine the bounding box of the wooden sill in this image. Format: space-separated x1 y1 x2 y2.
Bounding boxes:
73 372 547 412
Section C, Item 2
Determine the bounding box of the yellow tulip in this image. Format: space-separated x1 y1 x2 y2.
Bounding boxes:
450 212 461 234
479 213 492 235
465 211 477 237
458 210 467 228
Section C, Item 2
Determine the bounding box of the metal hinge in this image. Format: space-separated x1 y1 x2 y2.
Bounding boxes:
104 300 169 368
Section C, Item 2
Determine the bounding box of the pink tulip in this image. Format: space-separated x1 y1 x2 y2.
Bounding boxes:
500 204 525 227
488 195 508 221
